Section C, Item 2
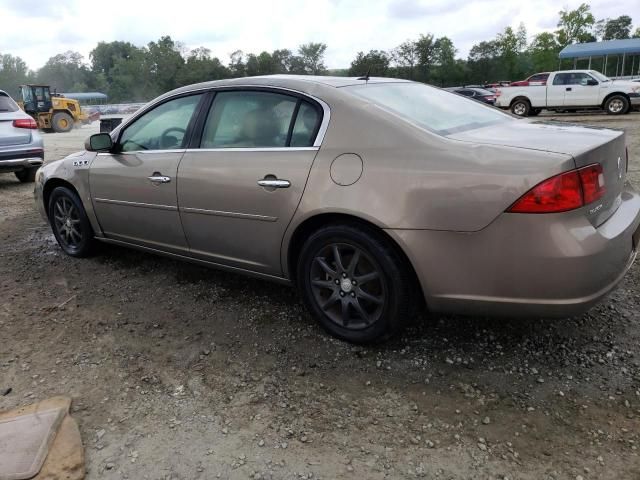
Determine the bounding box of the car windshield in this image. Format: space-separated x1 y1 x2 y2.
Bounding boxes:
344 82 512 135
590 71 610 82
471 88 496 96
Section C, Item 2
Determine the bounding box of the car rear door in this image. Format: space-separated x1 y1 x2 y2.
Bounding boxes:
546 73 568 106
177 88 325 275
89 93 204 253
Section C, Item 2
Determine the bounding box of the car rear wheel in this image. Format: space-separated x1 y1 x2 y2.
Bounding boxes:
48 186 96 257
604 95 629 115
297 224 411 343
511 99 530 117
52 112 74 133
14 167 37 183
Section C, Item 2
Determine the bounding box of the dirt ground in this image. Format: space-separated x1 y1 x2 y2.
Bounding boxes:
1 113 640 480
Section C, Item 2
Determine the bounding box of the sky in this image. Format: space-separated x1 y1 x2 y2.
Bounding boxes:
0 0 635 70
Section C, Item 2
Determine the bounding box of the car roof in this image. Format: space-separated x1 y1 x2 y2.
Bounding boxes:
161 75 413 102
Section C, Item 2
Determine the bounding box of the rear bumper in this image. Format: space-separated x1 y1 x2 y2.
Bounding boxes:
388 182 640 318
0 149 44 172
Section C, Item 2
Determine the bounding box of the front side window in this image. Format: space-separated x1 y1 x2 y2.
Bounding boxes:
119 94 202 152
345 82 512 136
553 73 595 86
201 91 301 148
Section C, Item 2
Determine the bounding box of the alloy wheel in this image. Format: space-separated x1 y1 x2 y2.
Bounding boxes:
609 99 623 113
53 196 83 250
309 243 386 330
513 103 526 116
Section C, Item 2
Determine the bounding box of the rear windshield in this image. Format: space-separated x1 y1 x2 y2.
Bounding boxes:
344 82 512 135
0 93 19 112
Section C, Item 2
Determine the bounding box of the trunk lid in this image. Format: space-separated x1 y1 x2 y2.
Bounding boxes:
448 119 627 227
0 112 33 147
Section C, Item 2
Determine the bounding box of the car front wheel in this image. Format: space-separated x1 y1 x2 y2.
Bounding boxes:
297 224 411 343
48 186 96 257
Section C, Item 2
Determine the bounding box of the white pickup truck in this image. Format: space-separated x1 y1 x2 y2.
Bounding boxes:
495 70 640 116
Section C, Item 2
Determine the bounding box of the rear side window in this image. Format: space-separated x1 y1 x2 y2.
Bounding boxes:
202 91 297 148
290 101 321 147
0 93 19 112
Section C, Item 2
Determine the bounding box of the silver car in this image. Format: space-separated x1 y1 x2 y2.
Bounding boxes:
34 76 640 343
0 90 44 182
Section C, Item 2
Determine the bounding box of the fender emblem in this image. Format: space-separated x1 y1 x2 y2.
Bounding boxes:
73 160 89 167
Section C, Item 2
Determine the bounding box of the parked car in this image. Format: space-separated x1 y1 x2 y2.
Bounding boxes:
495 70 640 116
0 89 44 182
445 87 497 105
510 72 550 87
34 76 640 343
484 81 511 89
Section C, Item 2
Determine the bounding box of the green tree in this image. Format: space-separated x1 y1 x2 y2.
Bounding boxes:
296 42 327 75
496 24 528 79
271 49 293 73
556 3 596 46
529 32 560 72
391 40 419 79
147 36 184 93
228 50 245 77
256 51 276 75
633 27 640 38
467 40 501 83
602 15 633 40
0 54 32 97
414 34 436 81
430 37 461 86
245 53 260 76
176 47 228 86
348 50 390 76
90 41 139 81
36 51 92 92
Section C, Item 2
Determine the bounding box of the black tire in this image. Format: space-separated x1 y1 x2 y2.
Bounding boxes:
51 112 74 133
48 186 96 257
604 95 629 115
510 98 530 117
14 167 37 183
529 108 541 116
296 223 412 343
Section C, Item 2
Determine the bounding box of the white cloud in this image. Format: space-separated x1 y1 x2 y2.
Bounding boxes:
0 0 632 70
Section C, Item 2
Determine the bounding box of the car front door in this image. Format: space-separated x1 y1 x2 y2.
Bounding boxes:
89 93 204 253
177 89 325 275
562 72 599 106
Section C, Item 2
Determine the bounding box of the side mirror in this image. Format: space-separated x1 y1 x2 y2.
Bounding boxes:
586 79 598 86
85 133 113 152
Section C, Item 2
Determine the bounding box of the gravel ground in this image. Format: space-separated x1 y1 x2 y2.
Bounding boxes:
1 113 639 480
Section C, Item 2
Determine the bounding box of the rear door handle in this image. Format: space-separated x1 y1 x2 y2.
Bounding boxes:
258 179 290 188
148 173 171 184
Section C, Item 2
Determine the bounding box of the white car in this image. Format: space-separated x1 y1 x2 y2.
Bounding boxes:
495 70 640 116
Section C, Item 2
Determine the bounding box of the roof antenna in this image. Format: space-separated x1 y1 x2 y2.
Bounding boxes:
357 66 371 82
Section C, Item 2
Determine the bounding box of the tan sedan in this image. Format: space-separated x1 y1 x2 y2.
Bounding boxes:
35 76 640 343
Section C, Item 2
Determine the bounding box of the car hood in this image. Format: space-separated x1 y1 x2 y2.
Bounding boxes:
447 119 622 157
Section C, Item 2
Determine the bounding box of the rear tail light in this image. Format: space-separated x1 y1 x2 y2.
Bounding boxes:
13 118 37 129
507 164 605 214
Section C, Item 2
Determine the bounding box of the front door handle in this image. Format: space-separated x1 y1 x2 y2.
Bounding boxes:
258 178 291 188
566 87 572 91
148 173 171 184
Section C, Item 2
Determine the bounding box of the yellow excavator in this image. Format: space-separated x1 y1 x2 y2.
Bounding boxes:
17 85 88 133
